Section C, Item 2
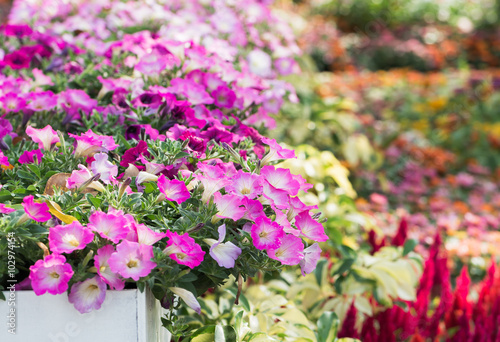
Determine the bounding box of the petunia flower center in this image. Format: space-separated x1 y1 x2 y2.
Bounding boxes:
241 187 251 195
50 272 60 279
63 234 80 247
127 259 138 268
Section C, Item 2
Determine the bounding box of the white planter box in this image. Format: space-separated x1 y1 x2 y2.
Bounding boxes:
1 288 172 341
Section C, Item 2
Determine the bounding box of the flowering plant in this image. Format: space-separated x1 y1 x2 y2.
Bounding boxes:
0 0 326 334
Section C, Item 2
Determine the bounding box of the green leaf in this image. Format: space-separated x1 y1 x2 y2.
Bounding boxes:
402 239 418 256
332 258 356 276
316 311 338 342
191 326 216 342
234 310 244 336
18 170 37 181
26 164 41 179
214 325 236 342
314 259 328 286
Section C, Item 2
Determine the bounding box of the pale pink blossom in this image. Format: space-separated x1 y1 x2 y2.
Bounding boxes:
68 276 106 313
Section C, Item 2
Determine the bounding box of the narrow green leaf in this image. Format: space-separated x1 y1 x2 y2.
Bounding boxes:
316 311 338 342
402 239 418 256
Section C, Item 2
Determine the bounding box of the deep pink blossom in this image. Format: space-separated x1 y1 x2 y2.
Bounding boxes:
18 149 43 164
29 254 74 295
163 230 205 269
250 216 284 250
108 240 156 281
3 50 30 69
260 165 300 196
0 204 16 214
22 195 51 222
68 276 106 313
49 221 94 254
158 174 191 204
0 151 9 167
134 223 167 245
211 86 236 108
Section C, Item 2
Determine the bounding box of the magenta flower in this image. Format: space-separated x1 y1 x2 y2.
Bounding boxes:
0 151 9 167
88 210 130 243
261 138 296 165
26 125 60 151
3 50 30 69
158 175 190 204
26 91 58 112
95 245 125 290
3 24 33 37
261 181 290 209
226 170 262 199
22 195 51 222
267 234 304 266
68 276 106 313
163 230 205 269
0 93 26 113
49 221 94 254
18 149 43 164
211 86 236 108
295 212 328 242
213 192 246 221
60 89 98 116
260 166 300 196
250 216 285 250
204 224 241 268
299 243 322 276
241 198 265 221
29 254 74 295
135 52 168 75
0 204 16 214
91 153 118 184
69 130 118 157
108 240 156 281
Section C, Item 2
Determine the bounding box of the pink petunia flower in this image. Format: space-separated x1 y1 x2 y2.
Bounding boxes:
18 149 43 164
26 91 58 112
22 195 51 222
3 50 30 69
108 240 156 281
49 221 94 254
197 175 231 203
250 216 284 250
226 170 262 199
299 243 322 276
134 223 167 245
68 276 106 313
261 138 296 165
0 93 26 113
213 192 246 221
241 198 265 221
158 175 191 204
91 153 118 184
69 130 118 157
95 245 125 290
211 86 236 108
260 166 300 196
295 212 328 242
29 254 74 295
267 234 304 266
0 204 16 214
163 230 205 269
0 151 9 167
88 210 130 243
26 125 60 151
204 224 241 268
